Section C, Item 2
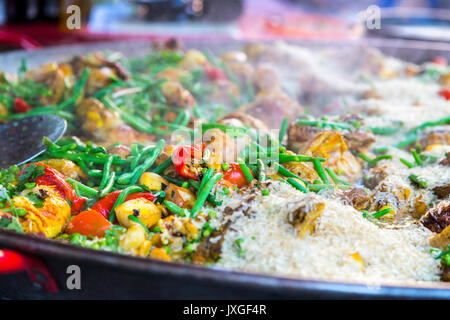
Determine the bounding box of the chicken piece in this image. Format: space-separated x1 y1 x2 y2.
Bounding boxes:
178 49 207 71
338 187 370 210
69 53 130 96
76 98 154 146
287 122 322 152
430 225 450 250
161 80 195 109
12 185 71 238
421 201 450 233
363 164 389 189
139 172 168 191
203 128 238 166
40 159 87 181
368 182 411 218
282 161 319 184
253 63 280 92
219 112 270 134
343 131 375 153
150 248 172 261
158 215 198 242
442 265 450 282
239 89 303 129
69 53 130 80
439 72 450 87
434 183 450 199
440 153 450 166
164 184 196 210
419 128 450 149
288 121 374 154
26 63 66 105
208 79 241 107
119 222 151 256
193 222 230 264
287 202 325 238
76 98 121 141
107 145 131 159
300 131 362 183
156 67 189 82
115 198 161 229
223 61 254 89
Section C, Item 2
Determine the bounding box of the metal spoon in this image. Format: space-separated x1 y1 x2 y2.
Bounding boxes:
0 115 67 169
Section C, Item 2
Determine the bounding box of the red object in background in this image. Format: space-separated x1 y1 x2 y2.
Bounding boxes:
204 64 227 81
0 30 41 50
13 98 32 113
438 88 450 100
433 56 448 65
0 249 58 293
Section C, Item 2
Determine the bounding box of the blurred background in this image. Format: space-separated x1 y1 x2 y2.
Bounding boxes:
0 0 449 51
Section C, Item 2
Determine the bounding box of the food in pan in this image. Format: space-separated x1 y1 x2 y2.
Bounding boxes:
0 40 449 285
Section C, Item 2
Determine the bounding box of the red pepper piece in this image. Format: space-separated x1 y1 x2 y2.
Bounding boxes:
171 143 205 180
65 209 112 238
222 163 253 188
22 163 86 213
13 98 32 113
203 64 227 81
91 190 156 219
438 88 450 100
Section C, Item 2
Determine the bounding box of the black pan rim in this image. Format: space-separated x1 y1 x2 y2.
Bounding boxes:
1 228 449 299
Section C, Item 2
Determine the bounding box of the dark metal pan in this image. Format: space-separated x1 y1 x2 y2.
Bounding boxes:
0 39 449 299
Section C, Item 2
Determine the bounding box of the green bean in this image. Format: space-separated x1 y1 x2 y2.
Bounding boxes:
393 134 417 149
373 147 388 154
188 180 222 206
109 186 144 222
325 168 351 186
297 120 352 131
400 158 416 169
274 162 309 186
313 158 329 184
58 68 90 109
286 178 308 193
279 118 289 144
163 200 187 217
409 116 450 134
152 157 172 174
201 123 246 137
199 168 214 194
162 175 185 186
102 97 153 133
191 173 223 218
411 149 423 166
238 159 253 184
66 178 98 198
257 159 265 181
128 215 150 234
308 184 335 192
408 174 427 188
372 207 393 219
130 166 144 185
117 139 164 185
99 172 116 198
99 156 114 190
370 127 400 135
